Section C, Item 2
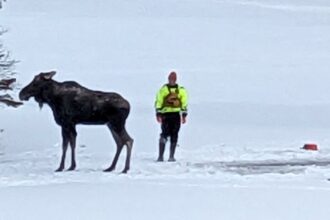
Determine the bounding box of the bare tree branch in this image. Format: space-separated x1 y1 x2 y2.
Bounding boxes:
0 78 15 86
0 98 23 108
0 85 13 90
0 94 12 99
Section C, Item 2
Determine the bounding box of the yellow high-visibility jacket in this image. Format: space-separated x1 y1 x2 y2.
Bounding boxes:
155 84 188 115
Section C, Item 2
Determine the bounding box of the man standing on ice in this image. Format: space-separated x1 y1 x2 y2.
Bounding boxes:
155 71 188 162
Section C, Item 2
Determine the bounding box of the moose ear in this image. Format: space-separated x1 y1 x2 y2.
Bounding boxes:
41 71 56 80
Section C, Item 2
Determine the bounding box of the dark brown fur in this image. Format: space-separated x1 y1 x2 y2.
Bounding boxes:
19 71 133 173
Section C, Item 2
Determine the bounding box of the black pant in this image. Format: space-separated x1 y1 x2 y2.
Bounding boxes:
160 112 181 144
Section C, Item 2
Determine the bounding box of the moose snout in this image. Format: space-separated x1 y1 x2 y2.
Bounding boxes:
19 89 30 101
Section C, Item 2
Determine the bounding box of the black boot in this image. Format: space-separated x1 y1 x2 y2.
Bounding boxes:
157 138 166 162
168 142 177 162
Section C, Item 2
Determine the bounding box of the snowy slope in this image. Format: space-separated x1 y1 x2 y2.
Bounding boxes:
1 0 330 220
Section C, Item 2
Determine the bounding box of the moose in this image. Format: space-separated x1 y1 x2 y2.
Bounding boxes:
19 71 133 173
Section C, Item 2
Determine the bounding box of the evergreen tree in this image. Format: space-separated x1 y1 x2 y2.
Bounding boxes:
0 28 22 107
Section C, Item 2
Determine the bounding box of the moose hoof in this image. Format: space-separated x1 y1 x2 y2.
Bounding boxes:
55 167 64 172
121 168 129 174
67 166 76 171
168 157 176 162
103 167 115 172
157 157 164 162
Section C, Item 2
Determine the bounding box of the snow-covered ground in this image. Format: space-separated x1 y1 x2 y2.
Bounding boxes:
1 0 330 219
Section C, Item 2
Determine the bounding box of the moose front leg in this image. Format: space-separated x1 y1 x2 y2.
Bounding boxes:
56 132 69 172
67 129 77 171
55 127 71 172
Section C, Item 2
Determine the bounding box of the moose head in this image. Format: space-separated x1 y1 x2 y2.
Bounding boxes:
19 71 56 108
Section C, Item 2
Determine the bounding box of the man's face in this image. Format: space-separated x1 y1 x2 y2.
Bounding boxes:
168 72 177 85
168 79 176 85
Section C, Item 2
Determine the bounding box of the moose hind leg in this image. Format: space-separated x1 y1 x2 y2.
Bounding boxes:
104 124 124 172
122 129 133 173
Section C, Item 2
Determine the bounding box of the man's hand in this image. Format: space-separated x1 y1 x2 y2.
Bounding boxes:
156 113 162 123
181 112 187 124
181 116 187 124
